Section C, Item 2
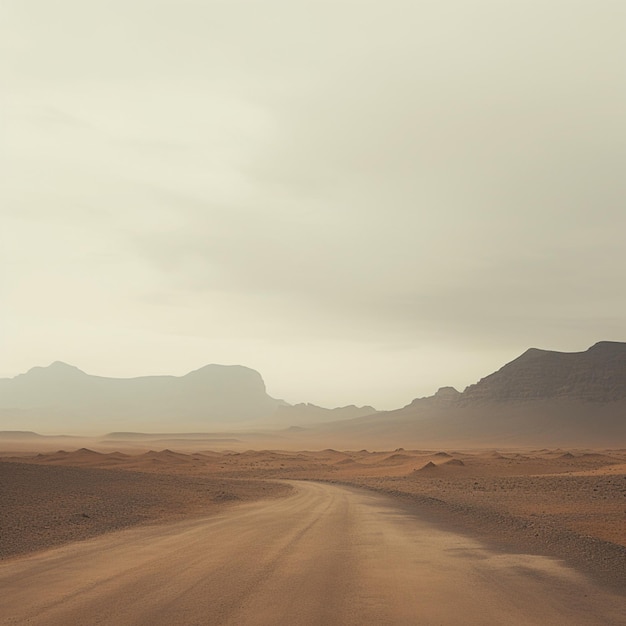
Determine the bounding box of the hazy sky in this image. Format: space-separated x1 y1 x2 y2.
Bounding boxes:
2 1 625 409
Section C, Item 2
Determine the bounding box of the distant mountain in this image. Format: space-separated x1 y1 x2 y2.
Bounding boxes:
0 430 45 439
462 341 626 403
312 342 626 446
272 403 379 426
0 362 285 432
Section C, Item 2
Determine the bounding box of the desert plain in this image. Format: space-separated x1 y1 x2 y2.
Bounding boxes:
1 437 625 625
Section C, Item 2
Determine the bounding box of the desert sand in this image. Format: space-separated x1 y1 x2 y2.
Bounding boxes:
1 443 625 624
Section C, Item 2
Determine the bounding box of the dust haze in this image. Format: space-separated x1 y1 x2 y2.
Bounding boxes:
2 0 626 407
2 1 626 624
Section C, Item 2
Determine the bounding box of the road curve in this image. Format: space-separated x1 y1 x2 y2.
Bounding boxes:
0 481 623 625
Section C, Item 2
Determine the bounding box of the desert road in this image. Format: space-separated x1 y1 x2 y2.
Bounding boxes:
0 482 624 626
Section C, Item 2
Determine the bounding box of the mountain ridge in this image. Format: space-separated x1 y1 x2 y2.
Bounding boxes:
1 341 624 443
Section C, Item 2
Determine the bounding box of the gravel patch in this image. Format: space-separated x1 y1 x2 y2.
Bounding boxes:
0 461 290 559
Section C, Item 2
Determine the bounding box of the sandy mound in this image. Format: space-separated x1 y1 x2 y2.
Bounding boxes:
416 461 437 471
382 453 413 463
442 458 465 466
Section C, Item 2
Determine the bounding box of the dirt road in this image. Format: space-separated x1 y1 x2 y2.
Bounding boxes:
1 481 623 625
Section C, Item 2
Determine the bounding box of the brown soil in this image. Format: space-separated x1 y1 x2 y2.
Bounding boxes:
2 445 625 591
0 461 290 559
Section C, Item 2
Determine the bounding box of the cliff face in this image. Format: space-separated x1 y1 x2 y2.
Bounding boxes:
461 342 626 403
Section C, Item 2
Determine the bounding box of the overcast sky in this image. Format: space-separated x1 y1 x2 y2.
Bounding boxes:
1 1 625 409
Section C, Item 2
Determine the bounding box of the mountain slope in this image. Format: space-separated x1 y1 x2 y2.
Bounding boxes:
462 341 626 403
312 342 626 446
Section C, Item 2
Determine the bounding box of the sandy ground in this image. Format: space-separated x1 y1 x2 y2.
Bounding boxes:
0 461 290 559
1 443 625 624
1 480 624 626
